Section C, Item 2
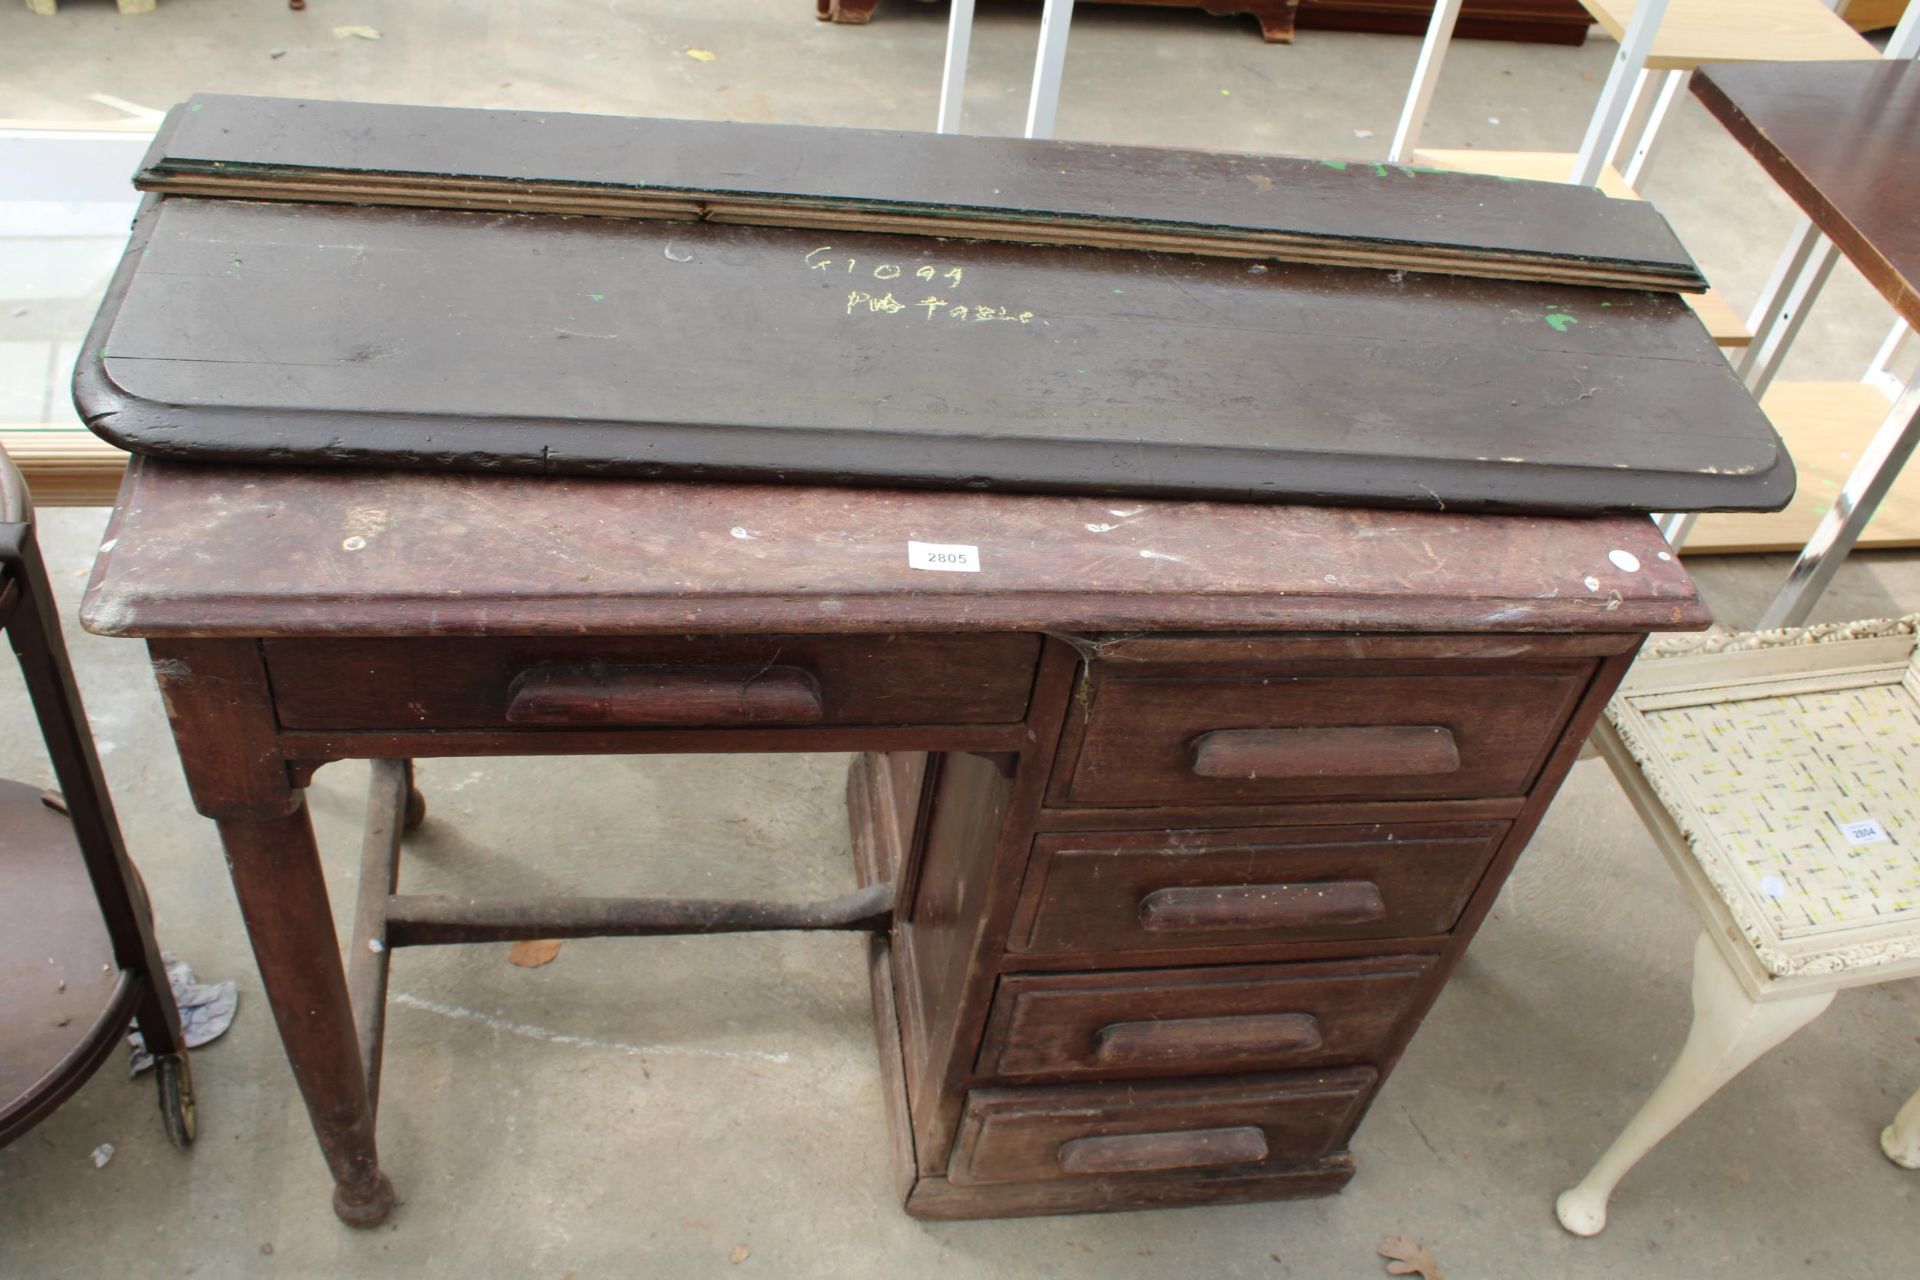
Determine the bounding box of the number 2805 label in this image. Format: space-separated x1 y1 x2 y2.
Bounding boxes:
907 541 981 573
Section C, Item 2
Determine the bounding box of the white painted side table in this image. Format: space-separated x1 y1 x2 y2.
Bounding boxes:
1560 616 1920 1235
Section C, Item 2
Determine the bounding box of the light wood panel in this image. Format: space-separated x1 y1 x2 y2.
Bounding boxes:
1840 0 1909 32
0 427 126 507
1581 0 1876 70
1414 149 1749 347
1686 382 1920 555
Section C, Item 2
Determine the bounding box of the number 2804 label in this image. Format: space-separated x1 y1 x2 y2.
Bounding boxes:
907 541 981 573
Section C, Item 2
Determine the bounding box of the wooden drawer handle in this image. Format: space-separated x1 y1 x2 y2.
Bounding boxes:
1138 881 1388 932
1094 1012 1323 1067
1057 1125 1270 1176
1190 726 1460 779
505 664 824 726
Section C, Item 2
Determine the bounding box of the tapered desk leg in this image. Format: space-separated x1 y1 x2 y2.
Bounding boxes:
220 803 395 1227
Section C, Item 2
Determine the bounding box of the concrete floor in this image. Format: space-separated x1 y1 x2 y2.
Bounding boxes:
3 2 1920 1277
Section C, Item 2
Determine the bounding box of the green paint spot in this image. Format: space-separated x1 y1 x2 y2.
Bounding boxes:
1600 301 1613 308
190 103 203 112
1545 313 1578 333
586 293 605 301
1320 160 1349 171
1372 163 1390 178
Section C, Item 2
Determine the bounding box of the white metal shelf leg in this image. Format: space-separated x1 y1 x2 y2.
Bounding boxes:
1658 511 1696 550
936 0 977 134
1758 378 1920 629
1024 0 1075 141
1742 218 1824 352
1556 933 1835 1237
1865 319 1911 400
1883 1085 1920 1169
1602 68 1655 172
1620 69 1686 190
1387 0 1466 163
1571 0 1669 187
1741 238 1842 397
1889 0 1920 60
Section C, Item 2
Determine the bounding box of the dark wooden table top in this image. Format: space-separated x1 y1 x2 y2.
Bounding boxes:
76 196 1789 517
1693 60 1920 329
80 457 1707 639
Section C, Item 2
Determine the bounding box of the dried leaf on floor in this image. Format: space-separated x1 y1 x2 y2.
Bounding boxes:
729 1244 751 1264
332 25 382 40
686 48 717 62
508 939 563 968
1378 1235 1442 1280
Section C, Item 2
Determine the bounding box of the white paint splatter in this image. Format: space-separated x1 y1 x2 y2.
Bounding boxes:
1084 522 1118 533
1657 551 1673 561
1138 549 1187 563
1583 575 1601 592
663 242 694 263
729 527 759 540
391 992 792 1064
342 536 367 552
1607 549 1641 573
1107 506 1145 518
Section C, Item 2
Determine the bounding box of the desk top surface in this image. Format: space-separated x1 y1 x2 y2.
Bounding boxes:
81 458 1706 639
1693 60 1920 328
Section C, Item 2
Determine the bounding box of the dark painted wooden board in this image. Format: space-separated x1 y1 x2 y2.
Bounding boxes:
79 196 1788 515
136 94 1701 290
1693 60 1920 329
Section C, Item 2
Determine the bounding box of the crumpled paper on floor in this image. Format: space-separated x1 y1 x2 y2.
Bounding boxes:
128 955 238 1075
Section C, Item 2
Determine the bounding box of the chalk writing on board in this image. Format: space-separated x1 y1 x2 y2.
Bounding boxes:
807 246 1041 327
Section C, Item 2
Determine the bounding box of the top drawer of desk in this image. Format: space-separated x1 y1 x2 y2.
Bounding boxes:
1051 639 1597 807
262 634 1041 730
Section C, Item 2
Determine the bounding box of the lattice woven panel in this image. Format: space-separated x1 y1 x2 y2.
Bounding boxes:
1636 678 1920 940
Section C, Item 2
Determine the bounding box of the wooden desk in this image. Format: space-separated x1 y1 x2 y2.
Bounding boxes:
82 458 1706 1224
1691 59 1920 626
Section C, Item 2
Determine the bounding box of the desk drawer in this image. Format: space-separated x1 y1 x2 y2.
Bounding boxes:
948 1069 1375 1187
263 633 1041 730
1056 659 1593 807
978 956 1434 1081
1010 823 1505 955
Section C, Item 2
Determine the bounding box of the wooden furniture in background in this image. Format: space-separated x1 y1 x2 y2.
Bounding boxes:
1840 0 1909 31
25 0 157 13
83 457 1705 1224
1295 0 1592 43
0 444 191 1148
1688 59 1920 622
1560 617 1920 1235
819 0 1591 43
